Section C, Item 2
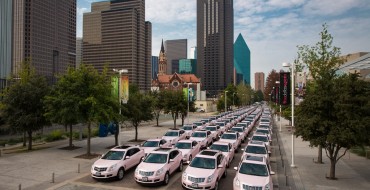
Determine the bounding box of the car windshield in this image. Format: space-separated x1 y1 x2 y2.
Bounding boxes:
190 157 216 169
259 125 269 129
221 133 237 140
142 141 159 147
239 163 268 176
176 142 192 149
252 136 268 142
261 119 270 123
194 122 203 126
206 127 217 131
143 153 167 164
236 123 247 127
101 151 125 160
231 128 243 132
210 144 229 152
201 119 209 123
192 132 206 137
164 131 179 136
216 123 225 126
246 146 267 154
256 129 269 134
182 126 193 130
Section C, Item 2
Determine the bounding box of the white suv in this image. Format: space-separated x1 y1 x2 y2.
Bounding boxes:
233 155 274 190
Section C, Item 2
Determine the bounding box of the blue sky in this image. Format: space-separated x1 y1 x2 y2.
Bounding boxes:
77 0 370 86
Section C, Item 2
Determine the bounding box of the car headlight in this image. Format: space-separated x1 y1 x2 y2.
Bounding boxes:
207 174 214 183
235 177 240 186
183 153 188 158
91 165 94 170
135 167 139 174
156 167 165 176
182 172 187 181
265 183 270 190
108 164 117 172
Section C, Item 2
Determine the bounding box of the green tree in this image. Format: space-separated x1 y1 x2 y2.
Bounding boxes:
236 83 252 106
150 90 166 126
164 90 186 128
44 67 80 148
74 65 118 156
296 73 370 179
121 85 153 141
296 24 343 163
254 90 264 102
1 63 50 150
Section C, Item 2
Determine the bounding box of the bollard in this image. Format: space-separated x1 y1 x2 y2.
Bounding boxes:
286 175 288 186
78 163 80 173
51 173 55 183
19 184 21 190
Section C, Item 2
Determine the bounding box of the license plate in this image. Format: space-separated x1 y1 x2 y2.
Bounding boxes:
191 183 198 188
142 177 148 182
96 172 101 176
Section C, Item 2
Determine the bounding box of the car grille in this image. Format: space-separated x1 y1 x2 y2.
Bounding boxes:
94 167 107 172
242 184 263 190
188 176 205 183
139 170 154 176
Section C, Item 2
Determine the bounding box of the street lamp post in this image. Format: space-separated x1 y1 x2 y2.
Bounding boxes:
113 69 128 146
185 83 193 124
276 81 282 132
225 91 228 112
282 62 296 168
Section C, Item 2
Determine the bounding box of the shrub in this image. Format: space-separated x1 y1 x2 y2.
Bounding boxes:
44 130 65 142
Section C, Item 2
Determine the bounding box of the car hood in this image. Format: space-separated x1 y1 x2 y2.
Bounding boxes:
179 149 191 155
142 147 157 154
219 139 236 144
93 159 120 167
236 173 270 187
137 162 166 172
185 166 215 178
162 136 177 142
189 137 205 142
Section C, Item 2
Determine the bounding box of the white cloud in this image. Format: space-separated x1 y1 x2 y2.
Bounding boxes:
146 0 196 24
303 0 369 16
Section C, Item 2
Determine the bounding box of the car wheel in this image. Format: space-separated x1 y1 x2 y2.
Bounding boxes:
178 161 183 172
223 169 227 178
163 172 170 185
117 168 125 180
213 181 219 190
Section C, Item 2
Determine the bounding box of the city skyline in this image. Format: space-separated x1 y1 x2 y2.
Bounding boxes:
76 0 370 87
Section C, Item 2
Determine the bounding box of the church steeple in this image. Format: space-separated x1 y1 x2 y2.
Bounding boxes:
158 39 167 75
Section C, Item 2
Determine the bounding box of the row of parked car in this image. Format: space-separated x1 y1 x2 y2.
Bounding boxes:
90 106 275 190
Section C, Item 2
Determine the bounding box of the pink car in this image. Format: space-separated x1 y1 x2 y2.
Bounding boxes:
181 124 199 138
189 130 213 149
141 138 172 156
135 147 183 185
182 150 227 190
218 131 241 151
233 155 274 190
162 129 187 145
230 126 247 143
91 145 145 180
209 141 235 168
175 140 201 163
241 140 270 161
205 125 222 141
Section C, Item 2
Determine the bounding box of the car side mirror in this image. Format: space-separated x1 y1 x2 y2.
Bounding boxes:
270 171 276 175
125 156 130 160
218 164 223 168
169 159 174 163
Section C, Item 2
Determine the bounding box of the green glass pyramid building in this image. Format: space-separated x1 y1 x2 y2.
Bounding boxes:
234 33 251 85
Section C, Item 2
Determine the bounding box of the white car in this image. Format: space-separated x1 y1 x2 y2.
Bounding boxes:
181 124 199 138
233 155 274 190
175 140 201 163
141 139 172 155
189 130 213 149
209 141 235 168
91 145 145 180
162 129 187 145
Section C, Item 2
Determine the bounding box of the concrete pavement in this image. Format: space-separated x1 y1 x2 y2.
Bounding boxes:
276 116 370 190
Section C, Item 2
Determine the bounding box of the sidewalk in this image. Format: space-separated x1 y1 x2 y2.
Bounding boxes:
0 115 202 190
276 116 370 190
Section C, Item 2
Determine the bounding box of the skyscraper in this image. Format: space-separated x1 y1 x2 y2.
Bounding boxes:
76 37 83 68
83 0 152 91
4 0 76 84
151 56 158 79
234 33 251 85
255 72 265 92
190 46 197 59
179 59 197 74
197 0 234 96
165 39 187 74
0 0 12 89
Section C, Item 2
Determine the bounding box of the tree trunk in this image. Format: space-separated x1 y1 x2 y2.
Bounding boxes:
329 158 336 179
87 123 91 156
135 124 138 141
181 114 185 126
65 124 68 132
114 123 118 146
27 131 32 150
317 145 323 163
172 113 177 129
156 114 159 126
23 132 27 147
69 124 73 147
